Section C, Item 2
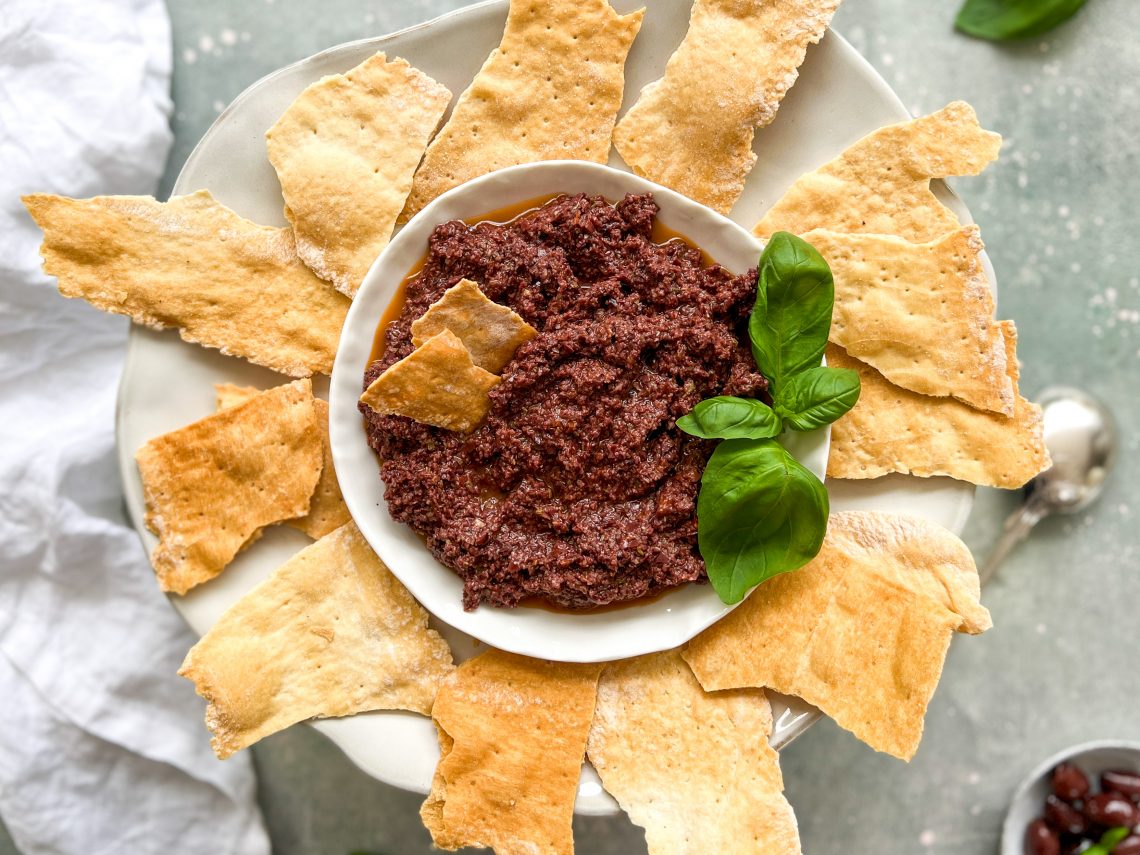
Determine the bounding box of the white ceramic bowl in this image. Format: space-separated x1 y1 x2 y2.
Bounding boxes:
1001 740 1140 854
328 159 830 663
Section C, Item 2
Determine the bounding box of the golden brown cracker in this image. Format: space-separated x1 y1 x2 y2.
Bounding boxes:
807 226 1014 415
588 650 801 854
411 278 536 373
401 0 644 219
755 101 1001 240
614 0 842 214
683 511 990 761
23 191 350 377
421 650 601 854
179 521 454 758
360 330 500 432
267 52 451 297
826 338 1048 488
213 384 350 539
136 380 323 595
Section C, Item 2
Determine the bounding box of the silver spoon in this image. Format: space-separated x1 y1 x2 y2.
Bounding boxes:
979 386 1117 585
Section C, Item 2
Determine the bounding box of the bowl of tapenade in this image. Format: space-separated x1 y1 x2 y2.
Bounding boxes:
329 160 829 663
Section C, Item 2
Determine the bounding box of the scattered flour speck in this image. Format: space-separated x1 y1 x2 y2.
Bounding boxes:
920 830 936 847
1058 204 1070 217
183 48 197 64
212 99 225 113
220 29 237 46
1036 623 1047 635
199 35 214 52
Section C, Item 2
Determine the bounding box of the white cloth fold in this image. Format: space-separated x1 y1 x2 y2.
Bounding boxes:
0 1 270 852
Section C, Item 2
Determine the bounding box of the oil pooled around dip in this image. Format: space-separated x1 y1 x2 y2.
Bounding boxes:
362 193 765 610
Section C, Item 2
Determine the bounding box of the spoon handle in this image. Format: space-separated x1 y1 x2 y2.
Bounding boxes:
979 498 1049 586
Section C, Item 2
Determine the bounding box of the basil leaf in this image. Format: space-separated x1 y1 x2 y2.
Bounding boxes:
697 438 829 604
748 232 834 391
774 366 861 431
1085 826 1131 855
677 396 783 440
955 0 1088 41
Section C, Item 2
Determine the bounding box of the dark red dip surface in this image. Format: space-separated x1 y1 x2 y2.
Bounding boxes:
361 193 765 610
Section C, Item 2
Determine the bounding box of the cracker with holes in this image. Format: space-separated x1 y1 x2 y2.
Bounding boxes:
683 511 991 761
179 521 454 759
411 278 537 372
267 52 451 297
214 384 350 539
401 0 644 219
587 650 801 854
755 101 1002 240
613 0 842 215
135 380 323 595
23 191 349 377
421 650 601 854
825 336 1048 487
360 329 501 432
806 225 1015 415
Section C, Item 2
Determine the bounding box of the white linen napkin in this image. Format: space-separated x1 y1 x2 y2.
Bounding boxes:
0 1 270 852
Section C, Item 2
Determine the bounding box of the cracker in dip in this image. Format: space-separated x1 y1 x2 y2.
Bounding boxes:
23 191 349 377
808 225 1015 416
422 650 601 854
266 52 451 297
588 650 801 854
180 521 454 758
683 511 991 761
825 333 1049 488
360 329 501 433
754 101 1001 240
401 0 644 219
613 0 842 214
135 380 323 594
214 384 350 539
411 278 537 373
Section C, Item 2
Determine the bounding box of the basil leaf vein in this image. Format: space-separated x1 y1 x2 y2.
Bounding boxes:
748 231 835 391
677 396 783 440
774 366 861 431
955 0 1088 41
697 438 829 604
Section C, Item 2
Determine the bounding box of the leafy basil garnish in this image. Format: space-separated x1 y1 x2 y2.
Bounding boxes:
697 439 829 604
748 231 834 390
955 0 1088 41
677 396 782 440
1082 826 1130 855
774 365 861 432
678 232 859 605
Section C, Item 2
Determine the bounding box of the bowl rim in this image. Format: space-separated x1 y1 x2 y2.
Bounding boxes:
328 158 830 663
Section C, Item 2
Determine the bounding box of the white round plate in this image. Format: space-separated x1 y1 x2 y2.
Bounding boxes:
1001 740 1140 855
331 159 829 664
116 0 980 815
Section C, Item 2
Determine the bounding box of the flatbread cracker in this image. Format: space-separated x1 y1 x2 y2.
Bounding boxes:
411 278 537 373
267 52 451 297
587 650 801 854
755 101 1002 240
136 380 323 595
613 0 841 215
23 191 350 377
421 650 601 854
214 384 350 539
683 511 991 761
401 0 644 219
826 338 1048 487
360 329 500 432
806 226 1015 415
179 521 454 759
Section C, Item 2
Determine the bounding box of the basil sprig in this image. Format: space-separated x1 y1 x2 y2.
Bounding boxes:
677 232 859 604
1084 826 1130 855
955 0 1089 41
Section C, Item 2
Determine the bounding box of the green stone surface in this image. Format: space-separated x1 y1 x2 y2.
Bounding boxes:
6 1 1138 852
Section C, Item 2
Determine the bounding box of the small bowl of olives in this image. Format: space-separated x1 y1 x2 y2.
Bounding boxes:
1002 741 1140 855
